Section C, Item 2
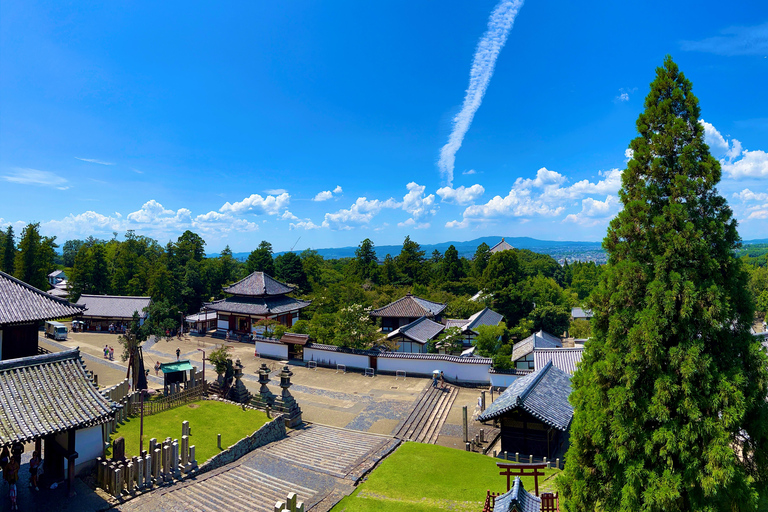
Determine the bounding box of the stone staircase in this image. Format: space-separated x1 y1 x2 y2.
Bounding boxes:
393 384 458 444
263 424 393 479
155 465 316 512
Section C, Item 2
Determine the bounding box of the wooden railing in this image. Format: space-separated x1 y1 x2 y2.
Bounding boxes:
130 381 207 417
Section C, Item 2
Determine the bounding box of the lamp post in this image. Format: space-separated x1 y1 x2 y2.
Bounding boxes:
178 311 184 338
197 348 206 383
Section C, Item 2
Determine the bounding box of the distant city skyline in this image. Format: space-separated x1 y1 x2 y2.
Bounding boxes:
1 1 766 252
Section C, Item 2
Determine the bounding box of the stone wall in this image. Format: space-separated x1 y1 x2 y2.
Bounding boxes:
197 414 286 474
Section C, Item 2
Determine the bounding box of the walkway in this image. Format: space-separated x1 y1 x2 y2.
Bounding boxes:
118 424 399 512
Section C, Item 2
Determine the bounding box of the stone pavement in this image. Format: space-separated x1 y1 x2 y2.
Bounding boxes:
116 424 399 512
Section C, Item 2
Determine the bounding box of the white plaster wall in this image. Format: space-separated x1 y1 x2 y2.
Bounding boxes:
255 341 288 359
217 319 229 330
377 357 491 384
74 425 103 474
303 348 370 369
490 373 520 388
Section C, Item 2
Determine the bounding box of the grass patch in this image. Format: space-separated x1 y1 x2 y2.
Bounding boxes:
107 400 269 463
332 442 560 512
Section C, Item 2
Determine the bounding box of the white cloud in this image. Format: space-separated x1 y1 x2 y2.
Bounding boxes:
263 188 288 195
445 218 470 229
437 0 525 186
126 200 193 232
625 148 634 161
321 196 400 230
193 211 258 233
733 189 768 202
462 188 564 219
722 150 768 179
617 92 629 102
280 210 299 220
748 209 768 220
681 22 768 56
75 157 114 165
402 182 436 219
700 119 731 155
219 192 290 215
436 184 485 204
333 185 343 194
1 168 70 190
462 169 477 175
563 195 621 226
397 218 431 229
44 211 123 236
313 190 333 202
290 220 321 230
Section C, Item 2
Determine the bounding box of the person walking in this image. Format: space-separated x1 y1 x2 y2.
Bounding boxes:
440 371 445 389
176 348 181 361
155 361 161 376
104 345 109 358
109 346 114 360
5 456 19 510
29 451 41 491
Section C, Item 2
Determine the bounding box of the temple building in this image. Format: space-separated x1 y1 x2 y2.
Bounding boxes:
478 361 573 460
204 271 311 336
76 294 152 332
0 270 85 360
370 293 447 333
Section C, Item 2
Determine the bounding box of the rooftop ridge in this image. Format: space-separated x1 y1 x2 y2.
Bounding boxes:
517 360 553 405
0 270 86 310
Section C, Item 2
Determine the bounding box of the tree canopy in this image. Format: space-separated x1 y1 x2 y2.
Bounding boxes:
560 56 768 511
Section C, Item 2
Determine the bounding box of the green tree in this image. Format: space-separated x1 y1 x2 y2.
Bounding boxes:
560 56 768 511
435 326 464 354
380 254 400 285
245 241 275 276
473 322 506 357
62 239 84 268
275 251 309 291
528 304 569 336
14 223 54 290
472 242 491 278
441 245 465 282
395 236 425 285
1 226 15 274
333 304 382 349
482 250 520 292
353 238 379 282
568 318 591 339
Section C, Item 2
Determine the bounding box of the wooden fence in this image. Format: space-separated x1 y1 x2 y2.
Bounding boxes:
130 381 207 417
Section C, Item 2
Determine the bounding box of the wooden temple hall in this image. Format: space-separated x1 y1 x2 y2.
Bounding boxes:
204 271 310 336
0 271 119 496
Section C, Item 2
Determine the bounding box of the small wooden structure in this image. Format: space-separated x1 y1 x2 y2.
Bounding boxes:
160 360 195 395
279 333 309 360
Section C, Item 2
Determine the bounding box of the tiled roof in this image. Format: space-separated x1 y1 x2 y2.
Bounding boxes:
488 367 534 375
493 477 541 512
571 307 593 319
0 349 119 446
223 272 294 297
490 238 514 253
445 318 470 329
77 295 152 320
533 347 584 374
370 294 447 318
478 361 573 430
0 271 85 325
46 287 69 298
466 307 504 330
48 270 65 278
511 331 562 362
387 316 445 344
205 295 310 316
280 333 309 346
305 342 383 357
379 352 493 364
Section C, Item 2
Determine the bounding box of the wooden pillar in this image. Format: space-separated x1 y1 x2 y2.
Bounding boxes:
67 429 78 498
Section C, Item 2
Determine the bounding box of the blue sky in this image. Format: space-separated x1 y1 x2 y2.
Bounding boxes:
1 1 767 253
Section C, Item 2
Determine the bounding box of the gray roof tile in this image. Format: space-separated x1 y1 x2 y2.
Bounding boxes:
493 477 541 512
0 271 85 325
571 307 593 319
511 331 562 362
205 295 310 316
77 295 151 320
0 349 119 446
387 316 445 344
223 272 294 297
478 361 573 430
370 294 447 318
533 347 584 375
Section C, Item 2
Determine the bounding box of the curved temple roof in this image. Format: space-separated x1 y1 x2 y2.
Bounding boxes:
223 272 295 297
0 270 85 325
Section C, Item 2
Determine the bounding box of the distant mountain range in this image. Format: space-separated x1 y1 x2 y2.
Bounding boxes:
215 236 768 265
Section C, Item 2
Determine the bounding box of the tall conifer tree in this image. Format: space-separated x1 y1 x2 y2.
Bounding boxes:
560 56 768 511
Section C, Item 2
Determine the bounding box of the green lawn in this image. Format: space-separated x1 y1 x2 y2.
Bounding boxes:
332 442 560 512
107 400 270 464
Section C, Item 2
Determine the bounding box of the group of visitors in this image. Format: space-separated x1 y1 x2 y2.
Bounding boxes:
103 345 114 360
1 444 41 510
107 323 126 334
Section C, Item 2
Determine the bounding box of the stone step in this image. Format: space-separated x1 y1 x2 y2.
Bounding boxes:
394 384 458 444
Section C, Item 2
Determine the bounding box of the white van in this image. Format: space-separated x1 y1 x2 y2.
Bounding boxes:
45 321 68 341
